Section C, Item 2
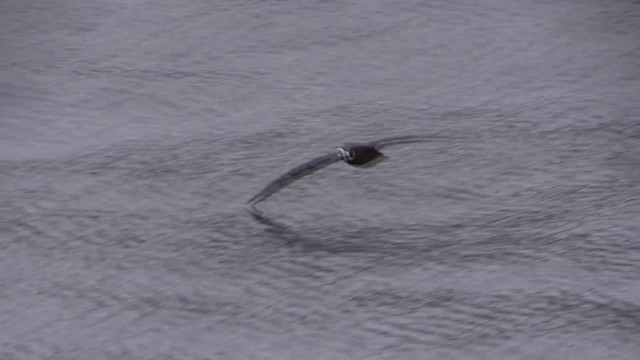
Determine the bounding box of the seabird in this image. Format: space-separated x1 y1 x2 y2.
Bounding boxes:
246 134 438 207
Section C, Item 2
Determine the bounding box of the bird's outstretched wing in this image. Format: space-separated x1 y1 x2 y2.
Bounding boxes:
246 152 340 205
366 135 431 149
366 134 455 149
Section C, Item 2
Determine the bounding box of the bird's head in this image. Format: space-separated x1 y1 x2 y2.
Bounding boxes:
337 147 354 162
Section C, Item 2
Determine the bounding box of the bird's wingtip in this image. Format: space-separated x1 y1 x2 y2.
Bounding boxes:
245 202 262 215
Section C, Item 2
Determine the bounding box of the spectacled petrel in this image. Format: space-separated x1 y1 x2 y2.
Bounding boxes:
246 135 438 207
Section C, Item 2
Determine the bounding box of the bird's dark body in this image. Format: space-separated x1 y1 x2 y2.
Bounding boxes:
344 145 385 166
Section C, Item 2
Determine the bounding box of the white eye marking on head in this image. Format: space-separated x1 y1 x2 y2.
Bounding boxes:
337 147 353 161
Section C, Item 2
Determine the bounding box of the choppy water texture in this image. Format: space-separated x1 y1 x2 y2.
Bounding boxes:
2 0 639 359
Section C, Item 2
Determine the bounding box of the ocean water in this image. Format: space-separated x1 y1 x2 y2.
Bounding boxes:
1 0 639 359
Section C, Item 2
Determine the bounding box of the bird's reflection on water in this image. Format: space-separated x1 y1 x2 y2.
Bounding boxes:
245 205 302 245
245 204 385 254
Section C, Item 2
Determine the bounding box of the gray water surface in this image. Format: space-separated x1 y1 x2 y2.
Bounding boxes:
1 0 639 359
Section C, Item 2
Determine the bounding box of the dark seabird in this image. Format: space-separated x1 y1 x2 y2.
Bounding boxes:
246 135 440 207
